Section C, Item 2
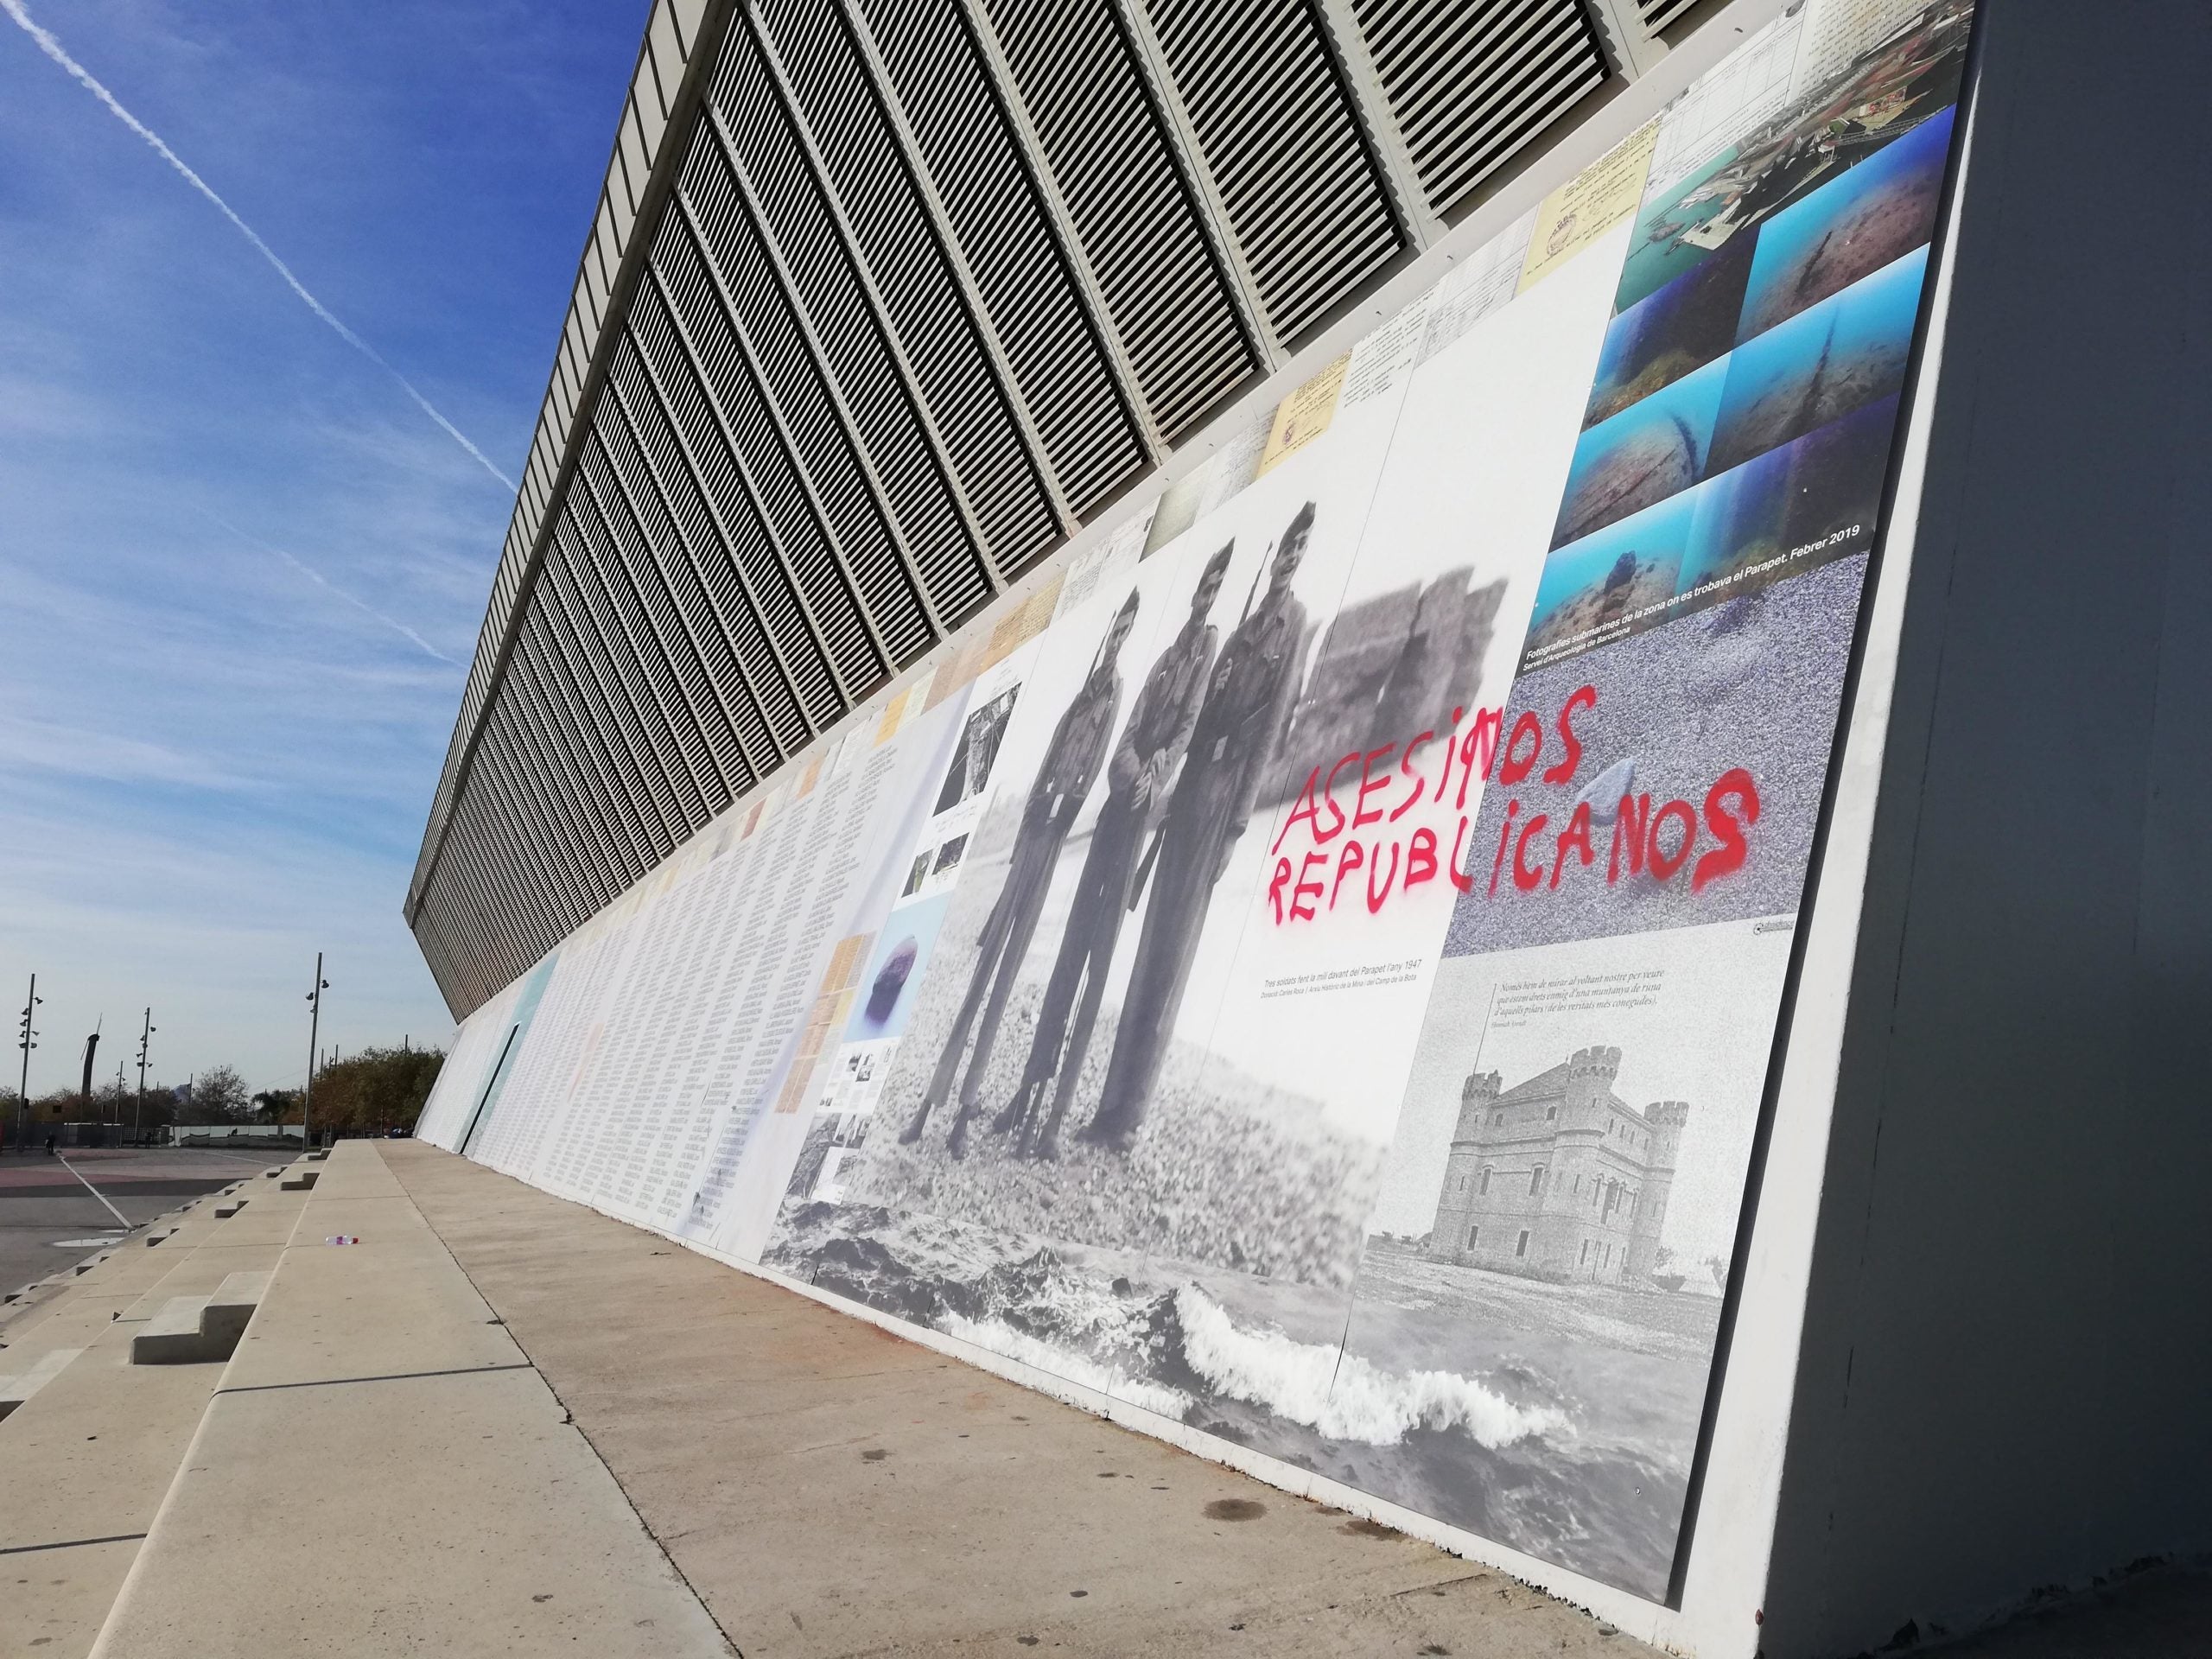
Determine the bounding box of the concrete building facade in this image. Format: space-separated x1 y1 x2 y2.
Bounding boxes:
405 2 2212 1652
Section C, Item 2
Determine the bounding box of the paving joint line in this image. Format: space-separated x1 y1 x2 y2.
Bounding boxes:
213 1361 535 1396
0 1531 148 1557
377 1144 743 1658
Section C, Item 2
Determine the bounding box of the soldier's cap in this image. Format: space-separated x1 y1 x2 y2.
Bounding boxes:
1115 588 1141 620
1281 500 1317 546
1200 543 1234 583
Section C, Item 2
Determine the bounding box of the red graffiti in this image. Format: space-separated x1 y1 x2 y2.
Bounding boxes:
1267 687 1766 926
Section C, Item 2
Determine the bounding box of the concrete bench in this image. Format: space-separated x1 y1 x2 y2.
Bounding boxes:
130 1273 269 1366
144 1229 177 1249
258 1166 282 1180
213 1199 245 1219
200 1272 270 1354
277 1167 320 1192
0 1347 83 1421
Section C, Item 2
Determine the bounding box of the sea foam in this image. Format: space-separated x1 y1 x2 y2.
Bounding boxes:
1173 1286 1568 1448
939 1313 1196 1421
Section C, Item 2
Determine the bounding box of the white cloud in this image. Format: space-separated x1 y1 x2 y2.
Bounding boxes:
0 794 454 1091
0 713 257 791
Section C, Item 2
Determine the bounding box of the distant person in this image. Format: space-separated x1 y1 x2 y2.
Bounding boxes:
902 590 1141 1159
44 1133 55 1156
1082 503 1315 1154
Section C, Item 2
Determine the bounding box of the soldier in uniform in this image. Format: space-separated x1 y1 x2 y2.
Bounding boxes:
901 591 1141 1159
1080 504 1316 1154
995 544 1233 1160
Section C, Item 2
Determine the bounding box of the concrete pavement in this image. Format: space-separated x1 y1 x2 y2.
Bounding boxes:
0 1147 293 1299
6 1141 2203 1656
86 1144 731 1658
0 1174 305 1656
383 1141 1659 1659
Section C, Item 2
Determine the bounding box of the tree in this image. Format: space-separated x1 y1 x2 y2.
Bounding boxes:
188 1064 251 1123
306 1046 444 1136
251 1089 302 1124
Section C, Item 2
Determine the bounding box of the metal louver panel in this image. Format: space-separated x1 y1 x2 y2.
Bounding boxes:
572 429 752 802
590 357 772 790
846 0 1150 519
753 1 1069 566
676 153 956 678
639 234 858 723
1143 0 1408 342
1351 0 1610 213
598 345 782 777
535 550 690 853
523 629 656 881
613 295 823 754
474 723 592 935
556 483 728 823
503 666 623 906
977 0 1261 442
513 620 652 880
702 18 1015 618
1636 0 1700 35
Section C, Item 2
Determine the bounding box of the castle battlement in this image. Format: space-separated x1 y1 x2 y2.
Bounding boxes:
1567 1044 1621 1082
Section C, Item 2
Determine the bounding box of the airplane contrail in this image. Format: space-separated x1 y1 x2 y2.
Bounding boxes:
211 515 466 668
2 0 518 494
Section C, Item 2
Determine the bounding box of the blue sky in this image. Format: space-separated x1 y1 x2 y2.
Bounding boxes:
1 0 648 1093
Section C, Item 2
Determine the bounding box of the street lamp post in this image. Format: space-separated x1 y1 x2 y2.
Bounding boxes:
302 955 328 1151
14 974 38 1154
136 1008 156 1146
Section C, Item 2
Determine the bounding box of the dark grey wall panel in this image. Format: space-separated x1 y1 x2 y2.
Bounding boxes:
1762 1 2212 1648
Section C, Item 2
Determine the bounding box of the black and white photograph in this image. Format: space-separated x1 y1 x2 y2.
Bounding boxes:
760 344 1432 1403
1322 918 1796 1598
763 233 1628 1458
931 835 968 876
934 686 1018 815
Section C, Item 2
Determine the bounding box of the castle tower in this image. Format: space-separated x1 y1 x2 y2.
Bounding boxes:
1455 1068 1503 1141
1625 1099 1689 1281
1426 1067 1503 1260
1560 1045 1621 1131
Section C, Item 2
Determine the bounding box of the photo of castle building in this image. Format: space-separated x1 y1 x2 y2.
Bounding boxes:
1427 1046 1688 1285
